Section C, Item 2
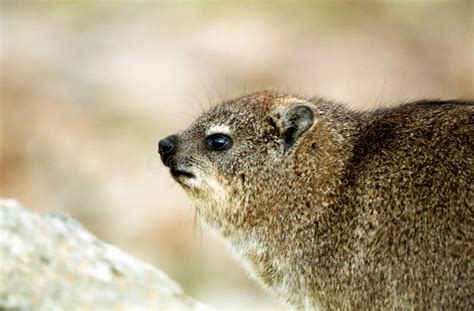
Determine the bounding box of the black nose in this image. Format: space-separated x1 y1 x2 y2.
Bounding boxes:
158 135 178 167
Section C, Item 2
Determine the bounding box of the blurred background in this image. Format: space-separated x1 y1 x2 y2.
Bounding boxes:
1 1 472 309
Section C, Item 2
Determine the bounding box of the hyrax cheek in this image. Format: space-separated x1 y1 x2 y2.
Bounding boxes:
201 176 228 201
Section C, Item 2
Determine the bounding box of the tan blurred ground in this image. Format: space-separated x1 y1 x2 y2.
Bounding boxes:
1 1 472 309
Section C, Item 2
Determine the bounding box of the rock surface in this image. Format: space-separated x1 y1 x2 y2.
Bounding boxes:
0 199 210 310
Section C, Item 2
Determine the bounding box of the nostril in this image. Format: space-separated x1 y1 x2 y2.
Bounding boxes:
159 135 177 153
159 140 173 154
158 135 178 167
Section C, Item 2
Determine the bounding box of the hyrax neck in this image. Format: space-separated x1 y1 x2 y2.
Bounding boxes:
225 110 364 307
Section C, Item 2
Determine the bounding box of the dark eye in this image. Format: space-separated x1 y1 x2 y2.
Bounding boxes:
204 134 233 151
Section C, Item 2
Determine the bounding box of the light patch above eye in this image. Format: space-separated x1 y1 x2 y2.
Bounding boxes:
206 124 231 136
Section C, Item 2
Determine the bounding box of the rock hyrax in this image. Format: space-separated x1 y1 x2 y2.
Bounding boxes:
158 90 473 309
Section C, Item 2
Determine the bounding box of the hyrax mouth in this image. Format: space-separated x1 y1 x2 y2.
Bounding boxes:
170 167 195 179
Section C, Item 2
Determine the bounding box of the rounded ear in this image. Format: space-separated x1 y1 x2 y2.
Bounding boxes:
281 104 314 152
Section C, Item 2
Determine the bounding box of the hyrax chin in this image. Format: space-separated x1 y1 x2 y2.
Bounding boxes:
159 90 473 309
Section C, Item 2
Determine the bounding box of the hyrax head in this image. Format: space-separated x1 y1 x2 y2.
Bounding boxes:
158 91 315 231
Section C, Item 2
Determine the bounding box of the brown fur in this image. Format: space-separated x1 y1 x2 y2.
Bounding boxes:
160 90 473 309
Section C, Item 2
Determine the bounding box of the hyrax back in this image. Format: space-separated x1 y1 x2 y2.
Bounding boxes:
159 91 473 309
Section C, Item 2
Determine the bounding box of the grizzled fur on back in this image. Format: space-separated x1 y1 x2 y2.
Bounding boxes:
159 90 473 309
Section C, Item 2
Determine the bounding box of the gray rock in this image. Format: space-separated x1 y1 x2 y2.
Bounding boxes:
0 199 211 311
